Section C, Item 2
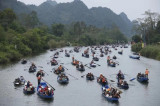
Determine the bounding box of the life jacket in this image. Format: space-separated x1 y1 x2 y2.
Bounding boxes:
58 66 62 71
145 70 149 74
102 78 106 83
37 76 41 80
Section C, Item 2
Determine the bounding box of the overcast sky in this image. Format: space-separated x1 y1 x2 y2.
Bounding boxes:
18 0 160 21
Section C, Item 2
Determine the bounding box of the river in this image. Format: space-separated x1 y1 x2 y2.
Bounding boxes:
0 46 160 106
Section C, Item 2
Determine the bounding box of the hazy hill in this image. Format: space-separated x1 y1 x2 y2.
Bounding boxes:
0 0 133 36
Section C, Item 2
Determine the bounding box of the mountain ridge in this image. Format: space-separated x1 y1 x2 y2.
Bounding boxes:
0 0 133 36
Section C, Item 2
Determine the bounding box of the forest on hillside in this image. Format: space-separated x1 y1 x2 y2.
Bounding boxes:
0 9 127 64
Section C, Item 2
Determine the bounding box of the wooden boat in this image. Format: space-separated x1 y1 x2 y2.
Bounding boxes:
21 59 27 64
102 93 119 102
82 53 89 58
117 82 129 89
37 82 54 99
76 67 85 71
97 77 108 86
90 63 96 68
86 73 94 80
65 53 70 57
29 66 37 72
54 68 65 74
129 55 140 59
74 47 79 53
118 51 123 55
14 77 25 86
113 56 117 59
57 73 69 84
23 86 35 94
102 86 119 102
137 75 149 83
107 62 116 67
93 57 99 61
51 60 58 66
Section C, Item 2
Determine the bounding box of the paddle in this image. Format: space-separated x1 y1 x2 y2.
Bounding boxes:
38 66 43 68
81 74 86 78
41 78 55 91
14 87 22 91
108 79 115 82
84 64 91 69
65 72 78 80
130 78 136 81
94 62 101 66
42 70 49 76
63 66 68 70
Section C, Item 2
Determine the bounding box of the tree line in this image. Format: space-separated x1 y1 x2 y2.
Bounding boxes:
131 10 160 61
0 8 127 64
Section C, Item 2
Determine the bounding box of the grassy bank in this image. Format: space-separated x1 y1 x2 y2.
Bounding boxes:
131 43 160 61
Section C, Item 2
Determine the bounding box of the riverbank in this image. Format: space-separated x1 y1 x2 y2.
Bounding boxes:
131 43 160 61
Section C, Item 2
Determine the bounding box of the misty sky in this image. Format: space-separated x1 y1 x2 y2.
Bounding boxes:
18 0 160 21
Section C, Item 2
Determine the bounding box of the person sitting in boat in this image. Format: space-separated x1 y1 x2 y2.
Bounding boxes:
119 79 123 85
24 81 34 91
20 76 25 83
137 72 141 78
145 69 149 77
76 64 79 69
123 81 128 86
90 60 94 65
107 56 110 60
80 64 84 69
58 65 63 71
75 61 79 65
30 63 36 70
117 70 123 81
15 78 21 84
102 77 107 85
27 81 31 87
99 74 104 79
36 70 44 77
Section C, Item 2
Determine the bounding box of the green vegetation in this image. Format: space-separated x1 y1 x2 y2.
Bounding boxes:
131 43 142 53
131 10 160 61
132 44 160 61
0 8 127 64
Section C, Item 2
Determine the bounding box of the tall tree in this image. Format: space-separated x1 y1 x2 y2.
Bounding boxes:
52 24 64 37
0 8 16 30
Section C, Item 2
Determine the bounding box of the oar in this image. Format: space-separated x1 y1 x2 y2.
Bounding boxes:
81 74 86 78
65 72 78 80
14 87 22 91
109 82 123 94
41 78 55 91
43 70 49 76
63 66 68 70
38 66 43 68
108 79 115 82
130 78 136 81
94 63 101 66
84 64 91 69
